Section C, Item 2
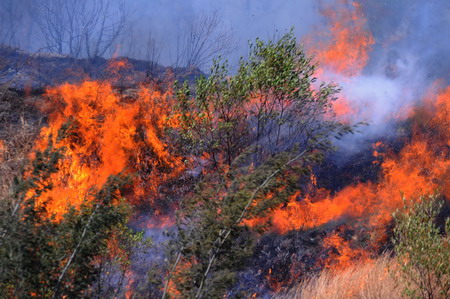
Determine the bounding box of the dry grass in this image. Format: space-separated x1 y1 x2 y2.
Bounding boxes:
0 90 42 200
275 255 406 299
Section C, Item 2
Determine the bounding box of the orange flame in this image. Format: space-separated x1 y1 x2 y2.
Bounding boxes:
306 0 375 77
305 0 375 118
259 85 450 239
31 79 184 218
0 140 4 163
320 231 370 271
248 87 448 291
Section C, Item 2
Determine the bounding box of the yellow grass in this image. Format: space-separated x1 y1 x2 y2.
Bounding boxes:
275 255 405 299
0 123 37 196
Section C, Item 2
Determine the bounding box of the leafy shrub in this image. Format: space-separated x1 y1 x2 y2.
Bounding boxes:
393 194 450 299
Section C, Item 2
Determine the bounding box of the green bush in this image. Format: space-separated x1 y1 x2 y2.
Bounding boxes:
163 30 355 298
393 194 450 299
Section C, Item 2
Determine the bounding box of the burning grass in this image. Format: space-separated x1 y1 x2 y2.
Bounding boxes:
31 80 184 218
240 84 450 294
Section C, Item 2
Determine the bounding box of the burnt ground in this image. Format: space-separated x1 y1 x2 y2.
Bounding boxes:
0 45 202 91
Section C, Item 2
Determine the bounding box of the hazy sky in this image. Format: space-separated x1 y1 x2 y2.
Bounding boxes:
1 0 449 75
129 0 449 73
136 0 317 38
131 0 320 66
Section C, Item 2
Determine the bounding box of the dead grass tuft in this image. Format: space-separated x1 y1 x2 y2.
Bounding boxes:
275 254 405 299
0 89 43 200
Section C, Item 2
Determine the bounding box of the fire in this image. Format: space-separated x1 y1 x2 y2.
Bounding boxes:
125 274 135 299
248 2 448 279
306 0 374 77
106 57 133 84
305 0 374 119
320 231 370 271
247 87 449 290
0 140 4 162
10 1 446 294
262 85 449 244
137 214 175 230
331 96 356 120
244 1 447 288
167 259 196 297
428 85 450 145
31 79 184 218
372 141 386 164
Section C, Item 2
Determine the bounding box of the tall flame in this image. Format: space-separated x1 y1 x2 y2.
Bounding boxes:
306 0 375 77
18 2 448 293
252 1 449 279
305 0 375 119
32 80 184 218
257 84 450 273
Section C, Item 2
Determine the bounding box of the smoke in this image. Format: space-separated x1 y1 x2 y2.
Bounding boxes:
130 0 448 139
120 0 450 155
316 0 450 149
1 0 448 141
363 0 450 81
128 0 318 68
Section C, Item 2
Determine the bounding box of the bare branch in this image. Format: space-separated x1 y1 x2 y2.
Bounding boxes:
34 0 132 59
175 10 234 70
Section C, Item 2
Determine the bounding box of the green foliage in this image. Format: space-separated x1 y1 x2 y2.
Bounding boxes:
172 29 349 170
167 149 322 298
0 128 135 298
164 31 355 298
393 194 450 299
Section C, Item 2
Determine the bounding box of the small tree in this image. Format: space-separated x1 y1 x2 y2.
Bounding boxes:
393 194 450 299
173 30 346 170
163 31 354 298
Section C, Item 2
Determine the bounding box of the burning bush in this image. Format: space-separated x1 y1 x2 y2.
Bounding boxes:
162 31 355 298
33 79 184 217
0 129 137 297
276 195 450 299
0 1 449 296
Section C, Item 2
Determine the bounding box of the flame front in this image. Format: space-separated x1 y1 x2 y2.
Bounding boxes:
249 1 449 282
32 80 184 218
305 0 375 120
253 72 450 280
16 1 449 294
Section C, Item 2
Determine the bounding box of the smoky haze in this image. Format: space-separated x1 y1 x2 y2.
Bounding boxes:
343 0 450 144
0 0 319 68
0 0 448 133
122 0 318 68
1 0 448 72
